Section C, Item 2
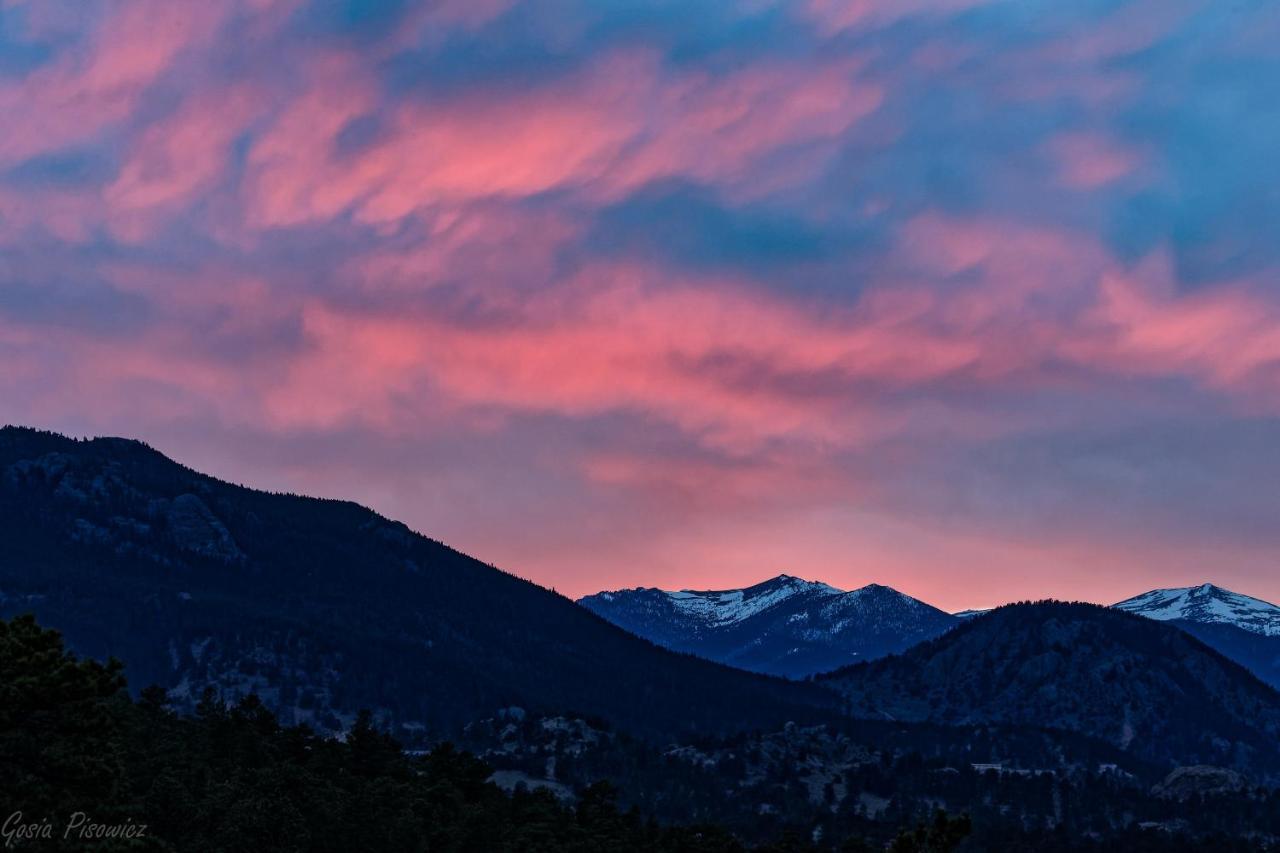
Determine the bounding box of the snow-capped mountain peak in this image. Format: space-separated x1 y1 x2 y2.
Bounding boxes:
1113 583 1280 637
578 575 959 677
663 574 842 626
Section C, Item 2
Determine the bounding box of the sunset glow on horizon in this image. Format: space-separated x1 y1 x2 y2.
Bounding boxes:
4 0 1280 609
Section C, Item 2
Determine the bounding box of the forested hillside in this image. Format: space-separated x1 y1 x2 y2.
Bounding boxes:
823 602 1280 779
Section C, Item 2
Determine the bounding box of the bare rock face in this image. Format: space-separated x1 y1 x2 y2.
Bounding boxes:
163 493 244 562
1153 765 1248 800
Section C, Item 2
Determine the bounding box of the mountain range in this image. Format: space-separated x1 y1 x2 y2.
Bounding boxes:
579 576 958 677
5 424 1280 793
580 578 1280 688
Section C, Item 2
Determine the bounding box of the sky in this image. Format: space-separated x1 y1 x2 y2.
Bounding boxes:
3 0 1280 610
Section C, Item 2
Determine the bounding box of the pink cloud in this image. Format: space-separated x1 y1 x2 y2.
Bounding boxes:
340 205 581 296
19 209 1280 470
245 51 880 228
0 184 105 243
803 0 996 34
391 0 516 47
991 0 1204 108
43 211 1271 467
0 0 227 166
1073 255 1280 399
1046 132 1146 189
259 261 996 449
1037 0 1203 65
107 84 268 240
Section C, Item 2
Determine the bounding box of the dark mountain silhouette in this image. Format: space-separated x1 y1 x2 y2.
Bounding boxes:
579 576 958 677
821 601 1280 779
0 426 837 742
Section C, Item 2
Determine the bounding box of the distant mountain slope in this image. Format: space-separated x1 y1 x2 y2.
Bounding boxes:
579 575 958 677
821 602 1280 779
1114 583 1280 637
0 427 838 742
1167 619 1280 691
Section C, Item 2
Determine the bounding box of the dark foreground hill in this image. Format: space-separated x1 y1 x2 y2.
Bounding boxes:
821 601 1280 780
8 612 1280 851
3 613 983 852
0 426 837 742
